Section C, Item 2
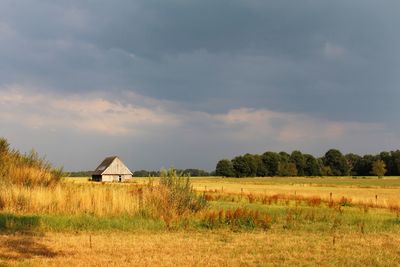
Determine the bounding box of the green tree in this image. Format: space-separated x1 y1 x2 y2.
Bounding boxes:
254 154 268 177
215 159 235 177
232 156 251 178
279 151 290 163
353 155 375 176
371 160 387 178
320 165 332 176
323 149 349 176
303 154 320 176
290 150 305 176
379 151 393 175
345 153 361 176
243 154 258 177
278 162 298 176
261 152 280 176
390 150 400 176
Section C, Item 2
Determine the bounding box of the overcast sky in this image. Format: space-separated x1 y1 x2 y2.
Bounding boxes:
1 0 400 171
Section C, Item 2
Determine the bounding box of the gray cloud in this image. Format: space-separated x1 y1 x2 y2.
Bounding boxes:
0 0 400 169
0 86 398 171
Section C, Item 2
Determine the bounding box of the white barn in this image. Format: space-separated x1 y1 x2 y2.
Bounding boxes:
92 156 133 182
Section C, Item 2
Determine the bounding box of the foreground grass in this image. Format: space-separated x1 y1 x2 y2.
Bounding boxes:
1 231 400 266
1 201 399 234
1 176 400 266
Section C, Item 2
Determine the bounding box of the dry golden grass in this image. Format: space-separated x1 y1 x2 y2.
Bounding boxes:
1 176 400 266
0 183 140 216
0 138 62 187
190 178 400 208
62 177 400 211
2 176 399 218
1 231 399 266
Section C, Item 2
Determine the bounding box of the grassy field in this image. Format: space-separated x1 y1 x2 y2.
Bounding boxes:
1 176 400 266
190 177 400 207
1 231 400 266
69 176 400 207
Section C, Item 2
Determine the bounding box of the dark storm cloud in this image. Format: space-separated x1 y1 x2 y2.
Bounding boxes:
1 0 400 121
1 0 400 169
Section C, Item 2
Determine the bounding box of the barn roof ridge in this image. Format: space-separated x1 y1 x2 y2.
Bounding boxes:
93 155 130 175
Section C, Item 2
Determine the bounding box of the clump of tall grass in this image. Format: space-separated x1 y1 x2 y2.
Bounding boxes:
143 168 206 228
0 138 63 187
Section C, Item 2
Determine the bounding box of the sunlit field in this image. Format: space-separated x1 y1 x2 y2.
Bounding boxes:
67 176 400 208
2 231 400 266
191 177 400 207
1 176 400 266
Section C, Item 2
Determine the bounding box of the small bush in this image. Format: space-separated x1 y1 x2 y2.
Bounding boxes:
143 168 207 229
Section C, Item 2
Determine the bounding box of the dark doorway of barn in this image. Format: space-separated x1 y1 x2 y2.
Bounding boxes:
119 175 122 182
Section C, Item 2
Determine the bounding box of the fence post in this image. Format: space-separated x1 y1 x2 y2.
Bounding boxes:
330 192 332 202
375 195 378 206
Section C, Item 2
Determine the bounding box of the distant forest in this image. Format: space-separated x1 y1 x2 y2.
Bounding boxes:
216 149 400 178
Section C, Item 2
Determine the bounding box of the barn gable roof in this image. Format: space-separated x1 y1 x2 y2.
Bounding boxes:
93 156 132 176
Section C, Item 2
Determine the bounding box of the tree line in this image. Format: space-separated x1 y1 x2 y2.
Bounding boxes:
215 149 399 178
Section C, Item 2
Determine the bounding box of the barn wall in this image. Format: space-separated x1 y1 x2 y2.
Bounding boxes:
121 174 132 181
102 175 117 182
102 158 132 175
101 174 132 182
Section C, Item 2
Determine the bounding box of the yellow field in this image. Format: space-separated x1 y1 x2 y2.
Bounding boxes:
190 178 400 207
1 231 400 266
0 183 140 216
1 176 400 266
68 176 400 208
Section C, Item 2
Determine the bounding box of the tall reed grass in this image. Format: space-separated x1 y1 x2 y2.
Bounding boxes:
0 168 207 223
0 138 63 187
0 183 140 216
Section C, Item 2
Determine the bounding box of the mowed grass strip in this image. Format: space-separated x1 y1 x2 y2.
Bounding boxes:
1 231 399 267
